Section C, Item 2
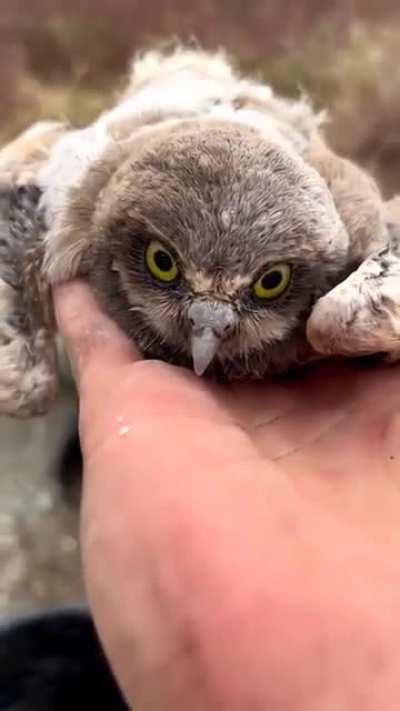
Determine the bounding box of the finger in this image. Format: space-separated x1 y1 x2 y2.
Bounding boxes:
54 281 241 459
54 280 139 384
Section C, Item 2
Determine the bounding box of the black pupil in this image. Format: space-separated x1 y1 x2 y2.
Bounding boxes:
154 250 173 272
261 270 282 291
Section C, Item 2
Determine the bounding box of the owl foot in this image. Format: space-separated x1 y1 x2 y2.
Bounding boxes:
307 224 400 363
0 282 58 417
0 183 59 418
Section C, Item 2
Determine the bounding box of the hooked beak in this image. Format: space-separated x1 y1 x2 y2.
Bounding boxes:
188 300 237 376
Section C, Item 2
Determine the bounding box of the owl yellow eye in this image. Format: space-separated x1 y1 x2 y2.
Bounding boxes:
253 263 292 300
145 241 179 283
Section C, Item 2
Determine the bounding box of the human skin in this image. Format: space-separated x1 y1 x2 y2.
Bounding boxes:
55 281 400 711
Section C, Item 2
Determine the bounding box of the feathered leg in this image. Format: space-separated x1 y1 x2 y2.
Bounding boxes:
307 209 400 362
0 123 65 417
0 185 57 416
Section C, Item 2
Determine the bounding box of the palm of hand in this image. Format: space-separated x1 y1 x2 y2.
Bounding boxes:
58 283 400 709
233 359 400 534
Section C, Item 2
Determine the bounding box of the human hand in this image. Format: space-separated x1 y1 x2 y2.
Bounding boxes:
55 281 400 711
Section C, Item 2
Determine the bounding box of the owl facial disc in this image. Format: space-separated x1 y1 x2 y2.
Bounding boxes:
188 300 237 375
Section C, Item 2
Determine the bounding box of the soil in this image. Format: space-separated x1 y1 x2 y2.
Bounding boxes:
0 387 84 621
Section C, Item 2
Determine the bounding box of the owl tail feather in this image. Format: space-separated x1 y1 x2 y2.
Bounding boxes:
0 607 128 711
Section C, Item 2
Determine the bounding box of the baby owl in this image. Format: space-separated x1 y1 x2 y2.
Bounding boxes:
0 46 399 417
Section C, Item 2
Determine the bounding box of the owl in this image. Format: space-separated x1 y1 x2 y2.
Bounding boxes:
0 45 399 418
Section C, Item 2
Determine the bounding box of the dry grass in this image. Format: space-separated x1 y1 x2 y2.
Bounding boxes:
0 1 400 193
253 20 400 193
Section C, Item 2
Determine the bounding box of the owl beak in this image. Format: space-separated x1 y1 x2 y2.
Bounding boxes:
191 327 220 377
188 300 237 376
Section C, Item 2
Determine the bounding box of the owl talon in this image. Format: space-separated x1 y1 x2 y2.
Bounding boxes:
0 324 58 418
307 227 400 363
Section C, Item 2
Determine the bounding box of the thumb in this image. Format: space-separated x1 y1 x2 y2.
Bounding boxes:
53 280 139 388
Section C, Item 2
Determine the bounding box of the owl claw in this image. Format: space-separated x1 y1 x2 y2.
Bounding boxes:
0 326 58 417
307 234 400 362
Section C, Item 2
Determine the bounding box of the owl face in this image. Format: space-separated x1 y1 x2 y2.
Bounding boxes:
89 121 350 378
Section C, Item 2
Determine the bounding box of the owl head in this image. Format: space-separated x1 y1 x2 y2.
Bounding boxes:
70 120 350 379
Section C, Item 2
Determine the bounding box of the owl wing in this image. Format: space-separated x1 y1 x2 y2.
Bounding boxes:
306 134 388 260
304 134 400 363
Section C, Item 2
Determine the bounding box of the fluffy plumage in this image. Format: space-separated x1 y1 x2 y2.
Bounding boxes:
0 45 398 416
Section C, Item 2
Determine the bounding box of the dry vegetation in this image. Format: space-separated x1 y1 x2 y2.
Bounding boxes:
0 0 400 192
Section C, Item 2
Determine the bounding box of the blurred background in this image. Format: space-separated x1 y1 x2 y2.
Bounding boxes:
0 0 400 619
2 0 400 192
